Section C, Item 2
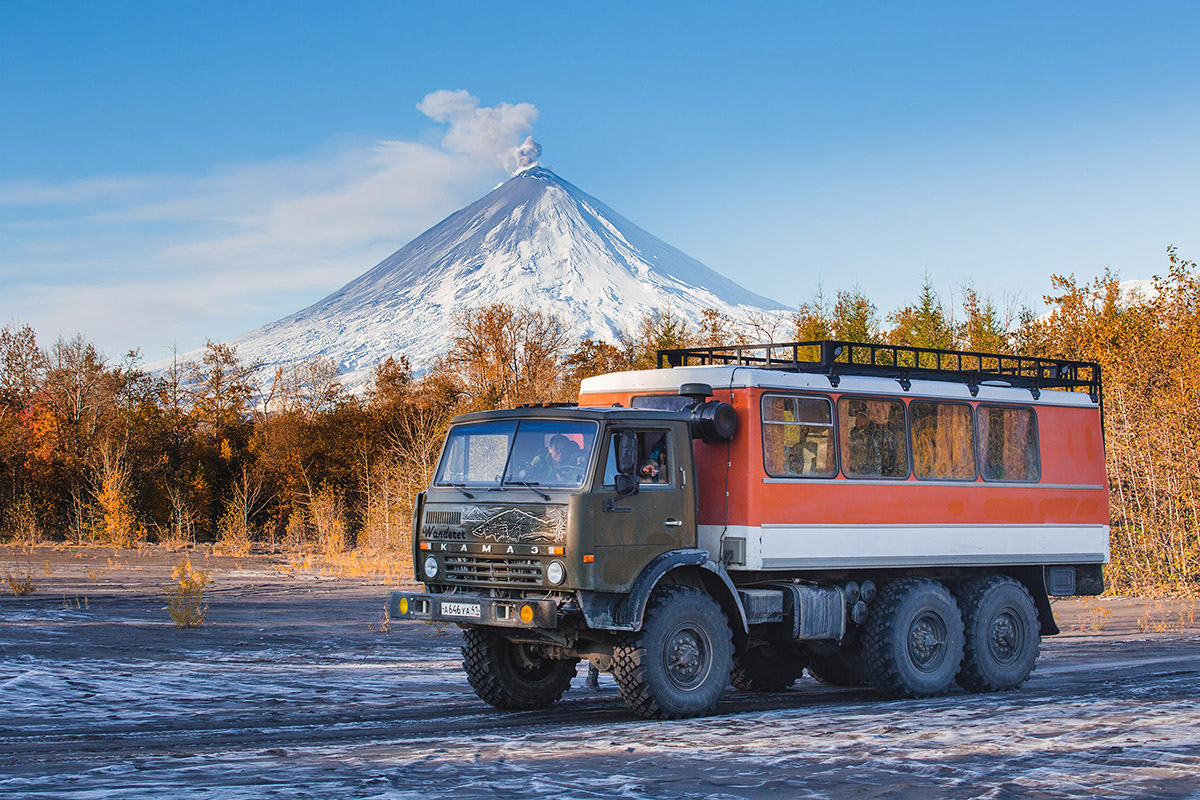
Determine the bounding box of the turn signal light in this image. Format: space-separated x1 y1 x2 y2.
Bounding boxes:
398 597 409 614
583 555 594 563
418 542 431 550
548 546 564 555
519 604 534 624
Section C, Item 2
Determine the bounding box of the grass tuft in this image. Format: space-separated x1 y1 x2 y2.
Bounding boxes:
5 570 35 595
166 557 210 628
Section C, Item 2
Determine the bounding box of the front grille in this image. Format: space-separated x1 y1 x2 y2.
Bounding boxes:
424 510 461 525
444 555 543 587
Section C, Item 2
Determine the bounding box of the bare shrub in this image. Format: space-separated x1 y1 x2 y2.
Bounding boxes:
68 491 91 546
359 401 453 566
4 558 35 595
216 468 262 556
166 557 209 628
3 494 45 545
358 457 407 553
309 485 347 559
91 441 144 548
159 487 196 551
282 510 311 553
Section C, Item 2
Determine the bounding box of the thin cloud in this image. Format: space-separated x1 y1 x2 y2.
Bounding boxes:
0 90 542 357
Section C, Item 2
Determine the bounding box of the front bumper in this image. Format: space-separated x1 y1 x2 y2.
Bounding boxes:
389 591 558 629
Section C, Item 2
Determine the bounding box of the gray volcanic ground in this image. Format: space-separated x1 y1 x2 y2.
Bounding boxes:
2 549 1199 799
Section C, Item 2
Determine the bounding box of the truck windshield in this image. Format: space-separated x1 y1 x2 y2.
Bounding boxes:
436 420 598 489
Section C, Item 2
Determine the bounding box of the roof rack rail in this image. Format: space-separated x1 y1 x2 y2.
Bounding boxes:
656 340 1101 402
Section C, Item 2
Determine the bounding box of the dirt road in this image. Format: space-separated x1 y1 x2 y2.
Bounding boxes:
2 549 1199 799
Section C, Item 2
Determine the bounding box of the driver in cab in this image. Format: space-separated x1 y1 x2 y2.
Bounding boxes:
526 434 583 482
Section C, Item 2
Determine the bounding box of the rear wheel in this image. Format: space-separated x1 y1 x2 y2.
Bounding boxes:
731 644 808 692
461 627 578 710
862 578 964 699
955 575 1041 692
613 585 733 719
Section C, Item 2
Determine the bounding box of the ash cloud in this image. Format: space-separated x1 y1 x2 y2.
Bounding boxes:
417 89 542 174
512 136 542 171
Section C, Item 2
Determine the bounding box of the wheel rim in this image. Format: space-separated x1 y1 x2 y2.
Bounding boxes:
988 606 1023 665
663 623 712 691
907 611 948 673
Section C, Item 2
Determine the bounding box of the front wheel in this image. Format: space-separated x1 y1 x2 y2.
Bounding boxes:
613 585 734 719
461 627 578 710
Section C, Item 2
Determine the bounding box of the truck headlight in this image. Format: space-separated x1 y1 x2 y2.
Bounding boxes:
423 555 439 579
546 560 565 585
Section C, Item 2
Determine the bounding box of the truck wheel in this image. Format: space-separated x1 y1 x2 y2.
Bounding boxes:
955 575 1041 692
731 644 808 692
862 578 964 699
612 585 734 719
808 649 869 687
461 627 578 710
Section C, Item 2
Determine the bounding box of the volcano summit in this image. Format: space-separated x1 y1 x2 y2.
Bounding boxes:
225 166 789 388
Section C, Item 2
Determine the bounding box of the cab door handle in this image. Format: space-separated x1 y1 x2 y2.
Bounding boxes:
664 519 683 527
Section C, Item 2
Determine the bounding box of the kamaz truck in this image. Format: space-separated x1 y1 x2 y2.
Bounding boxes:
389 341 1108 719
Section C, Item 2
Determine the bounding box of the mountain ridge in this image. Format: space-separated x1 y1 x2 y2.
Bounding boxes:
212 166 791 389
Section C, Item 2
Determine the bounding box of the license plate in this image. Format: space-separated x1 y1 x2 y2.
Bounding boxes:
441 601 482 619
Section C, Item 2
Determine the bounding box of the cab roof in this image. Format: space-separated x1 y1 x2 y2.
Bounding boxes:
449 404 688 427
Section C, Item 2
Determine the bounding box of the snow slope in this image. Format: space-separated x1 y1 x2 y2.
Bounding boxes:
218 166 790 390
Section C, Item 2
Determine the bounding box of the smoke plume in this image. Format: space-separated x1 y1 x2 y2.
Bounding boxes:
417 90 542 174
512 136 542 171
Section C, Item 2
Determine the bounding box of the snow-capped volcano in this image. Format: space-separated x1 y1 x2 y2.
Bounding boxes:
225 166 789 389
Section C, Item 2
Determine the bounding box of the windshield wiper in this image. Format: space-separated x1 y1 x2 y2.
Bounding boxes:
510 480 551 501
446 483 475 499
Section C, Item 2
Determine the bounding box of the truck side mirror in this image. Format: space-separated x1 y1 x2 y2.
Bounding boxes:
615 431 638 475
614 432 639 497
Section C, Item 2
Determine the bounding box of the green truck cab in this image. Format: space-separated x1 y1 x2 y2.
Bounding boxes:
391 391 744 719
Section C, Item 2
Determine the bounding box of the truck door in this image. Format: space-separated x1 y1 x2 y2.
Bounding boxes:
591 427 695 591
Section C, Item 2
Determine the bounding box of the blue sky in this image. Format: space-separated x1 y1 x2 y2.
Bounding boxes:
3 1 1199 359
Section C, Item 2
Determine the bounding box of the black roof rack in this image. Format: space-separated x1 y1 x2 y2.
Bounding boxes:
656 340 1101 402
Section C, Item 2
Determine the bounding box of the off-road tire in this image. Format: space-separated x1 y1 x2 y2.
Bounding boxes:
862 578 965 699
808 647 870 687
461 627 578 710
731 644 808 692
955 575 1041 693
612 585 734 719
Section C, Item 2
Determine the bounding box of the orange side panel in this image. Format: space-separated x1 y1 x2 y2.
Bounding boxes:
579 387 1110 530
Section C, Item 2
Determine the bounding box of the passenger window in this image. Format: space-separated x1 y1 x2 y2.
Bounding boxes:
762 395 836 478
977 406 1040 481
910 402 976 480
603 431 672 486
838 397 909 478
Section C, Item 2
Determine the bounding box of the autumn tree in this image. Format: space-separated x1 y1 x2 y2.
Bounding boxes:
188 341 258 435
793 285 835 341
623 308 693 370
561 339 632 399
957 285 1014 353
887 275 954 350
831 288 881 343
448 303 569 409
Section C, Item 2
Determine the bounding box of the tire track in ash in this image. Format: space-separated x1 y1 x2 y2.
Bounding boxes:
3 638 1198 762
